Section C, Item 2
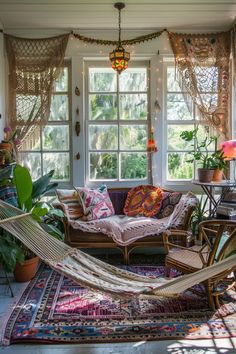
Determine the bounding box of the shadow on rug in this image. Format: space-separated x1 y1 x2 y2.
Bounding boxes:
2 263 236 345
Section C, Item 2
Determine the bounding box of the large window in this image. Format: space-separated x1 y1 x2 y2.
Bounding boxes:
18 64 71 182
86 63 150 183
165 64 216 182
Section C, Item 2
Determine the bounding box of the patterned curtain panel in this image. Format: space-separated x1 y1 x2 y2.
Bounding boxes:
168 31 231 139
5 34 69 150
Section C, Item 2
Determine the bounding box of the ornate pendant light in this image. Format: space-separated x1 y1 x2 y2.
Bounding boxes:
109 2 130 74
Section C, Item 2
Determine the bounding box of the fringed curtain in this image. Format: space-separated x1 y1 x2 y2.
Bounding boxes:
5 34 69 150
168 31 231 139
232 24 236 77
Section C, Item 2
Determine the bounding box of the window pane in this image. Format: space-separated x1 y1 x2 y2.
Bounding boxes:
195 66 218 92
89 125 118 150
119 68 147 92
120 125 147 150
89 68 117 92
167 124 194 150
167 152 193 180
197 125 216 151
54 67 68 92
19 153 41 180
120 94 147 120
89 152 117 180
167 67 181 92
167 94 193 120
120 152 147 179
16 95 41 122
49 95 68 121
17 125 41 151
43 125 69 150
89 94 117 120
43 153 70 181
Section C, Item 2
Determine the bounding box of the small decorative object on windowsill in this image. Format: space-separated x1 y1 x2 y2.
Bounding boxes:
109 3 130 74
147 128 158 153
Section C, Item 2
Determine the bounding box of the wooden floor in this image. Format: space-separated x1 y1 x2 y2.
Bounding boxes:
0 268 236 354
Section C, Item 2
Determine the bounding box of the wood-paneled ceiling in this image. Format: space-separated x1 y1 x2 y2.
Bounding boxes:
0 0 235 31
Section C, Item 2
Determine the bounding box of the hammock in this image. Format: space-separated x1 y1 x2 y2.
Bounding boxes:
0 200 235 299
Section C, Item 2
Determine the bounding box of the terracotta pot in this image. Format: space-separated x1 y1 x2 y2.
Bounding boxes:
0 142 12 151
198 168 214 183
14 256 39 282
212 169 224 182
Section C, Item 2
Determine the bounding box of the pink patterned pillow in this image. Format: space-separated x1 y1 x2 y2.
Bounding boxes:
75 185 114 221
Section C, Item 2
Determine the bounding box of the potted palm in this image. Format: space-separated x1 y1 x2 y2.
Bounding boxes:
180 127 218 183
12 165 64 282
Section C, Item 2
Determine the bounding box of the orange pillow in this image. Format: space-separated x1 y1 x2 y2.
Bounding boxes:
124 185 163 217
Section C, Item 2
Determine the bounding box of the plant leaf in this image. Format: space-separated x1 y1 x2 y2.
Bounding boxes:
32 170 57 201
13 165 32 210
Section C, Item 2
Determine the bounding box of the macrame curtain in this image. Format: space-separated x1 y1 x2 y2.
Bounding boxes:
232 24 236 76
5 34 69 150
168 31 231 139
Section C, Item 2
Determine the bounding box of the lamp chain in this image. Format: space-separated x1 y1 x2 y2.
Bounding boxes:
118 8 121 45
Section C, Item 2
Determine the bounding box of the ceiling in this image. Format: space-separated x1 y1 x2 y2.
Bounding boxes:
0 0 235 32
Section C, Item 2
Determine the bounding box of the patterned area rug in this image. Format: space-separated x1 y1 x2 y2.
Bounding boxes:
2 263 236 345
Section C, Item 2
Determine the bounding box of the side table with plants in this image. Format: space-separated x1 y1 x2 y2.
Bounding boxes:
180 126 227 183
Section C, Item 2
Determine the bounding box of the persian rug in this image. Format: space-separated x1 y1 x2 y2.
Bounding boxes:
2 263 236 345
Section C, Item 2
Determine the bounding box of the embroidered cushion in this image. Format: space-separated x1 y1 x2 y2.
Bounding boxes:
56 189 83 220
123 185 163 217
155 191 182 219
75 185 115 221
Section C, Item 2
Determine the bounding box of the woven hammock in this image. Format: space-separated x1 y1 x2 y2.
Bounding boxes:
0 200 235 299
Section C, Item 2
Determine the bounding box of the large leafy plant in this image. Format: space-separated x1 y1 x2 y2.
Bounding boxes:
180 127 226 170
13 165 64 239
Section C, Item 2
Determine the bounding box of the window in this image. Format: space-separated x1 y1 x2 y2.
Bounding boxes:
86 63 150 183
18 64 71 182
165 63 215 182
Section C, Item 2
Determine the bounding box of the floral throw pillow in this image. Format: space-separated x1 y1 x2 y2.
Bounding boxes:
75 185 114 221
155 191 182 219
56 189 83 220
123 185 163 217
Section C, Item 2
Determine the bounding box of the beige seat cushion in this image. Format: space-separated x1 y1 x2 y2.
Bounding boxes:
166 245 210 270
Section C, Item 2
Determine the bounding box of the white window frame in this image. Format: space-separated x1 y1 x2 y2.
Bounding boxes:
163 60 215 189
84 60 151 188
18 61 72 186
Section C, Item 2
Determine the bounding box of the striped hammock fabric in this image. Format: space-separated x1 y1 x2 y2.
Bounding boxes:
0 200 235 299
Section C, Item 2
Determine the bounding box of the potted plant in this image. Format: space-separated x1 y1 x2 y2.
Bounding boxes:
211 148 227 182
12 164 64 282
0 149 13 166
0 126 21 152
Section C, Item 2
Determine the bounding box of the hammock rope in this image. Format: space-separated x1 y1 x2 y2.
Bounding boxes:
0 200 235 298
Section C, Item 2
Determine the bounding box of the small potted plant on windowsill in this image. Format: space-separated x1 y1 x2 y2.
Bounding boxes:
0 126 21 152
180 127 218 183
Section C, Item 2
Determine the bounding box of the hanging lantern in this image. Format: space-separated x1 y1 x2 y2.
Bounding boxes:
147 128 158 153
109 3 130 74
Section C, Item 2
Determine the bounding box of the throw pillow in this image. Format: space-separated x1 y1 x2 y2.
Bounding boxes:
56 189 83 220
155 191 182 219
0 185 19 207
75 185 114 221
123 185 163 217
